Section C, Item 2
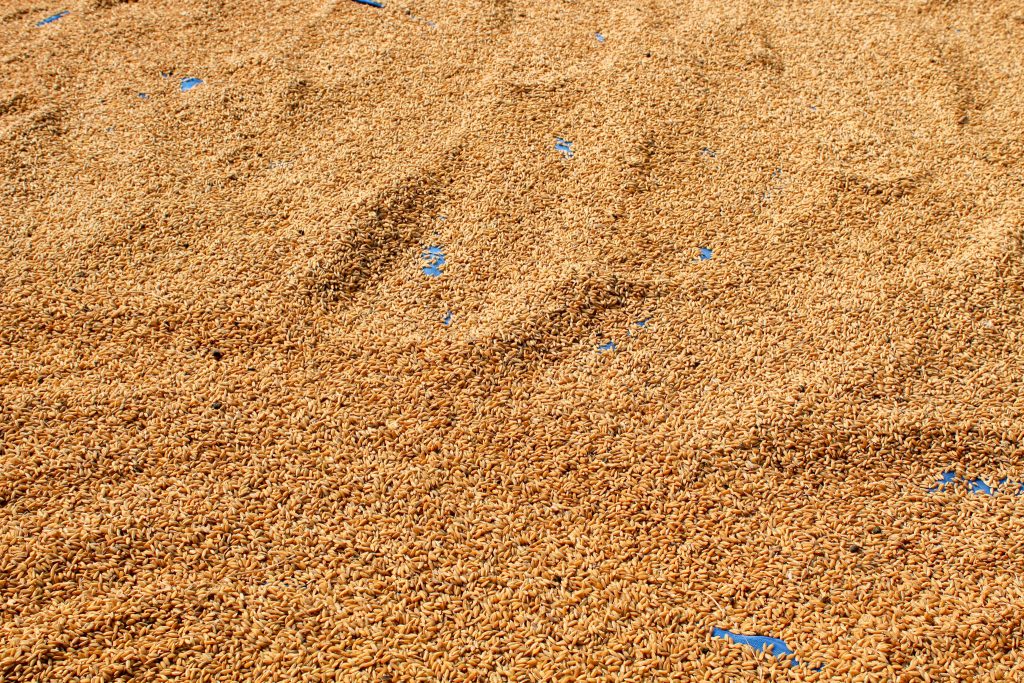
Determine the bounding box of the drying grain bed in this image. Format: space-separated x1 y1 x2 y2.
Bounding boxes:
2 0 1024 680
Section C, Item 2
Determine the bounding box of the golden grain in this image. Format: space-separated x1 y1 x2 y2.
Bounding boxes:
1 0 1024 681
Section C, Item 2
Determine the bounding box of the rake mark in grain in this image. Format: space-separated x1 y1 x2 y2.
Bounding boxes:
92 0 138 8
485 0 515 32
933 41 987 126
0 94 31 119
307 175 446 304
276 78 329 118
738 420 1022 475
481 274 651 368
832 170 922 205
0 102 65 145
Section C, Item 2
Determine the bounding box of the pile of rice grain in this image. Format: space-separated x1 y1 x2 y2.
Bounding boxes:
2 0 1023 680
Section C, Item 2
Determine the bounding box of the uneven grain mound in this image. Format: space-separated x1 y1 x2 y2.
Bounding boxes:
2 0 1023 680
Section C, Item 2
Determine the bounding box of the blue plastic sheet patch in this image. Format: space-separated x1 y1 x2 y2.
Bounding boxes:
180 77 203 92
928 472 1021 495
712 628 796 666
37 11 68 26
968 478 993 495
928 471 957 492
422 246 446 277
555 137 574 159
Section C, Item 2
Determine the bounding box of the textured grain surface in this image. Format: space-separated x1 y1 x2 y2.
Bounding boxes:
2 0 1024 680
